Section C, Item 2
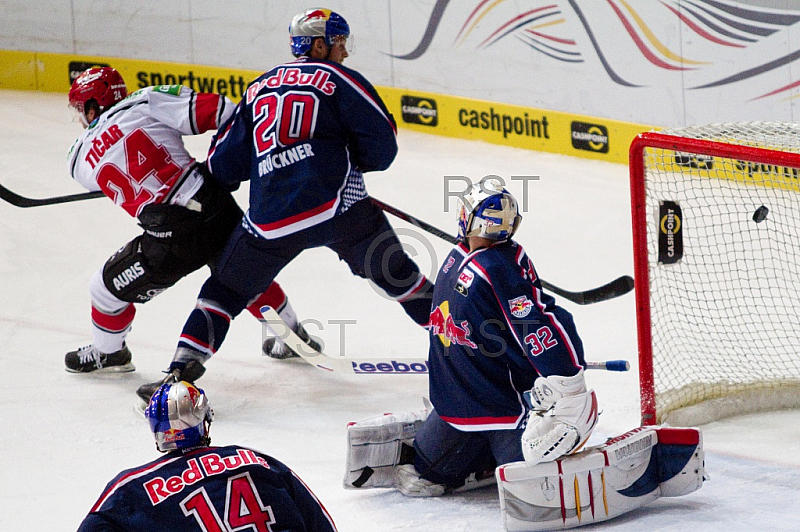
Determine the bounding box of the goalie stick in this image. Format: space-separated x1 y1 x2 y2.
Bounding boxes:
0 183 103 208
260 306 628 375
368 197 634 305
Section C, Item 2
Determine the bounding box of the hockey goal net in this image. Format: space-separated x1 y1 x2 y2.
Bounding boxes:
630 122 800 426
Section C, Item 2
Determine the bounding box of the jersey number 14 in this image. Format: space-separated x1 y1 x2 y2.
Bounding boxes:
180 472 277 532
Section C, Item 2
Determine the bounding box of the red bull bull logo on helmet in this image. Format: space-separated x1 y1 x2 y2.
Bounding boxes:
428 301 478 349
304 9 330 22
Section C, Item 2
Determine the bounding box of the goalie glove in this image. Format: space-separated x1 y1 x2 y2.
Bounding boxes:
521 369 598 466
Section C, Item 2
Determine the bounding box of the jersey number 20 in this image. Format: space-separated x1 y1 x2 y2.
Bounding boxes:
253 91 319 156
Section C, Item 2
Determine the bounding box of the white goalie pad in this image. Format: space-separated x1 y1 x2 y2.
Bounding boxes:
344 408 429 490
497 426 704 531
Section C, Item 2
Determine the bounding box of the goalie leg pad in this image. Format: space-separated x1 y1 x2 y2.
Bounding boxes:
497 426 704 531
344 408 429 489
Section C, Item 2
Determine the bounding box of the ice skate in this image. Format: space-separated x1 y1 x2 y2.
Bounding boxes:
263 323 322 359
65 344 134 373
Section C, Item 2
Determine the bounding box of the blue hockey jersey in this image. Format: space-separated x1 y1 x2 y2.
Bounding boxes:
77 445 336 531
207 57 398 239
427 241 585 431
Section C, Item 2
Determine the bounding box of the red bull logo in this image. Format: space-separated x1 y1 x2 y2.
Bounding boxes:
304 9 330 22
428 302 478 348
163 428 186 443
186 384 200 403
508 295 533 318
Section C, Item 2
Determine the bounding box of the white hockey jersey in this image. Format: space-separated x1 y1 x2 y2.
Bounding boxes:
67 85 234 217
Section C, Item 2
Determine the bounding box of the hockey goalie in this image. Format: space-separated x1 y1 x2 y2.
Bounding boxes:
344 179 704 529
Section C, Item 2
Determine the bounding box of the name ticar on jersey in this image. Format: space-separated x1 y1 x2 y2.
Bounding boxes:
258 143 315 176
85 124 124 169
113 261 145 291
144 449 271 505
246 68 337 103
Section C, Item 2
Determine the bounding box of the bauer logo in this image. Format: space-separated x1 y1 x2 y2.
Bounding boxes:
68 61 111 85
352 360 429 374
658 201 683 264
571 121 609 153
401 96 438 127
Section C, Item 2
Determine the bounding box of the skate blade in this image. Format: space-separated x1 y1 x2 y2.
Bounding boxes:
65 363 136 374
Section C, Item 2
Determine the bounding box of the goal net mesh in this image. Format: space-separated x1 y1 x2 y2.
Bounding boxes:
635 122 800 425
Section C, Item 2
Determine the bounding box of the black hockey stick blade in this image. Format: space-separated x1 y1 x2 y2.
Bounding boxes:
0 183 103 208
541 275 634 305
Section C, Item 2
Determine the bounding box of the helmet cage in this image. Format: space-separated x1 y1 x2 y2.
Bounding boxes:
290 9 351 57
145 381 213 453
457 180 522 241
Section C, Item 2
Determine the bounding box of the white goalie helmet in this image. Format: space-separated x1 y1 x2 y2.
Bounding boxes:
457 178 522 241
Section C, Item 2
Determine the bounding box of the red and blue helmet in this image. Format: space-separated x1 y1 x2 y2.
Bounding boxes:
457 178 522 241
289 8 350 57
145 381 213 452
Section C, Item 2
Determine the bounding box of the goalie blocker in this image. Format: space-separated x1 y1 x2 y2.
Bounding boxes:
497 426 704 531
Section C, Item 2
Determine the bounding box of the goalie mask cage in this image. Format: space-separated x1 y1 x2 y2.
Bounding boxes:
630 122 800 426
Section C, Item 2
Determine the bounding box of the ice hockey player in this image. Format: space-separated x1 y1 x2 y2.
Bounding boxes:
65 67 317 379
76 381 337 531
344 178 596 495
343 180 705 529
140 8 433 396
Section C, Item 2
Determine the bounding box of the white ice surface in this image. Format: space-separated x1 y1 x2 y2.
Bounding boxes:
1 90 799 531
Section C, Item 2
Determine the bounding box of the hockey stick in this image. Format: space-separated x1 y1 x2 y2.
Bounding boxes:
369 197 634 305
261 306 629 375
261 306 429 375
0 182 104 208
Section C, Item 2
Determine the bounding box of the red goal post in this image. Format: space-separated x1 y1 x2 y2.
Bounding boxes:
629 123 800 426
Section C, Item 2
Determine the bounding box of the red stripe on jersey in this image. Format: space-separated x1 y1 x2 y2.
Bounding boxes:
289 469 339 531
255 198 337 231
440 414 522 425
194 93 222 133
294 59 396 134
396 274 429 302
92 303 136 333
91 455 180 512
